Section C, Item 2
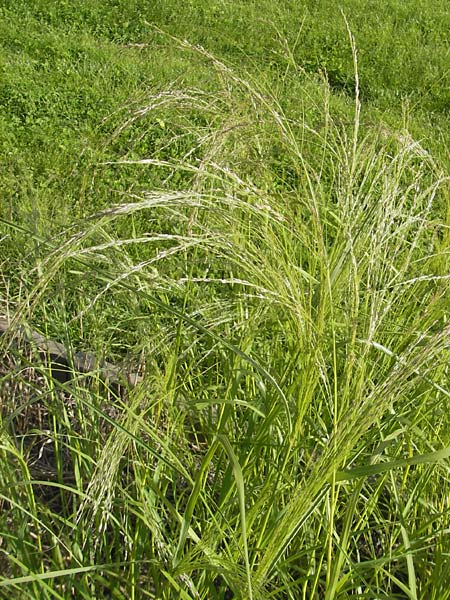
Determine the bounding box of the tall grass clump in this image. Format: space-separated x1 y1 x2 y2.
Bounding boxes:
1 41 449 599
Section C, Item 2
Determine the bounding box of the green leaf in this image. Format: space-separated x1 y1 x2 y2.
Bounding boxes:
336 447 450 482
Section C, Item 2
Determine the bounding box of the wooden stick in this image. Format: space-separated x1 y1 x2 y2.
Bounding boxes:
0 316 142 387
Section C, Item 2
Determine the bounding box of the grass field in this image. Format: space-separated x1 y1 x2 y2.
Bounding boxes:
1 1 449 598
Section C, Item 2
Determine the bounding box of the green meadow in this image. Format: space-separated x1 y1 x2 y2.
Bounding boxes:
0 1 449 598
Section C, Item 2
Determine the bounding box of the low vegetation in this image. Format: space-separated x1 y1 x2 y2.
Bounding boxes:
1 2 449 598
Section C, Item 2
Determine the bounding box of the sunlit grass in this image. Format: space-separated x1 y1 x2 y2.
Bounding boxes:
1 32 449 598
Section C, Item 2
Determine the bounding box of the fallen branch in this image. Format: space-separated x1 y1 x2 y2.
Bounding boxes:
0 316 143 388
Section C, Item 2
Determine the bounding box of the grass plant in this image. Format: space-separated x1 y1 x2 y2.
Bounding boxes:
1 3 449 599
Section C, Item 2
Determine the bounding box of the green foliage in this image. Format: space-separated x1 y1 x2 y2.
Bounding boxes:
1 1 449 599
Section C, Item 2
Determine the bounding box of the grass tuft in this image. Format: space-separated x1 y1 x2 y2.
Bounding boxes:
1 8 449 600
